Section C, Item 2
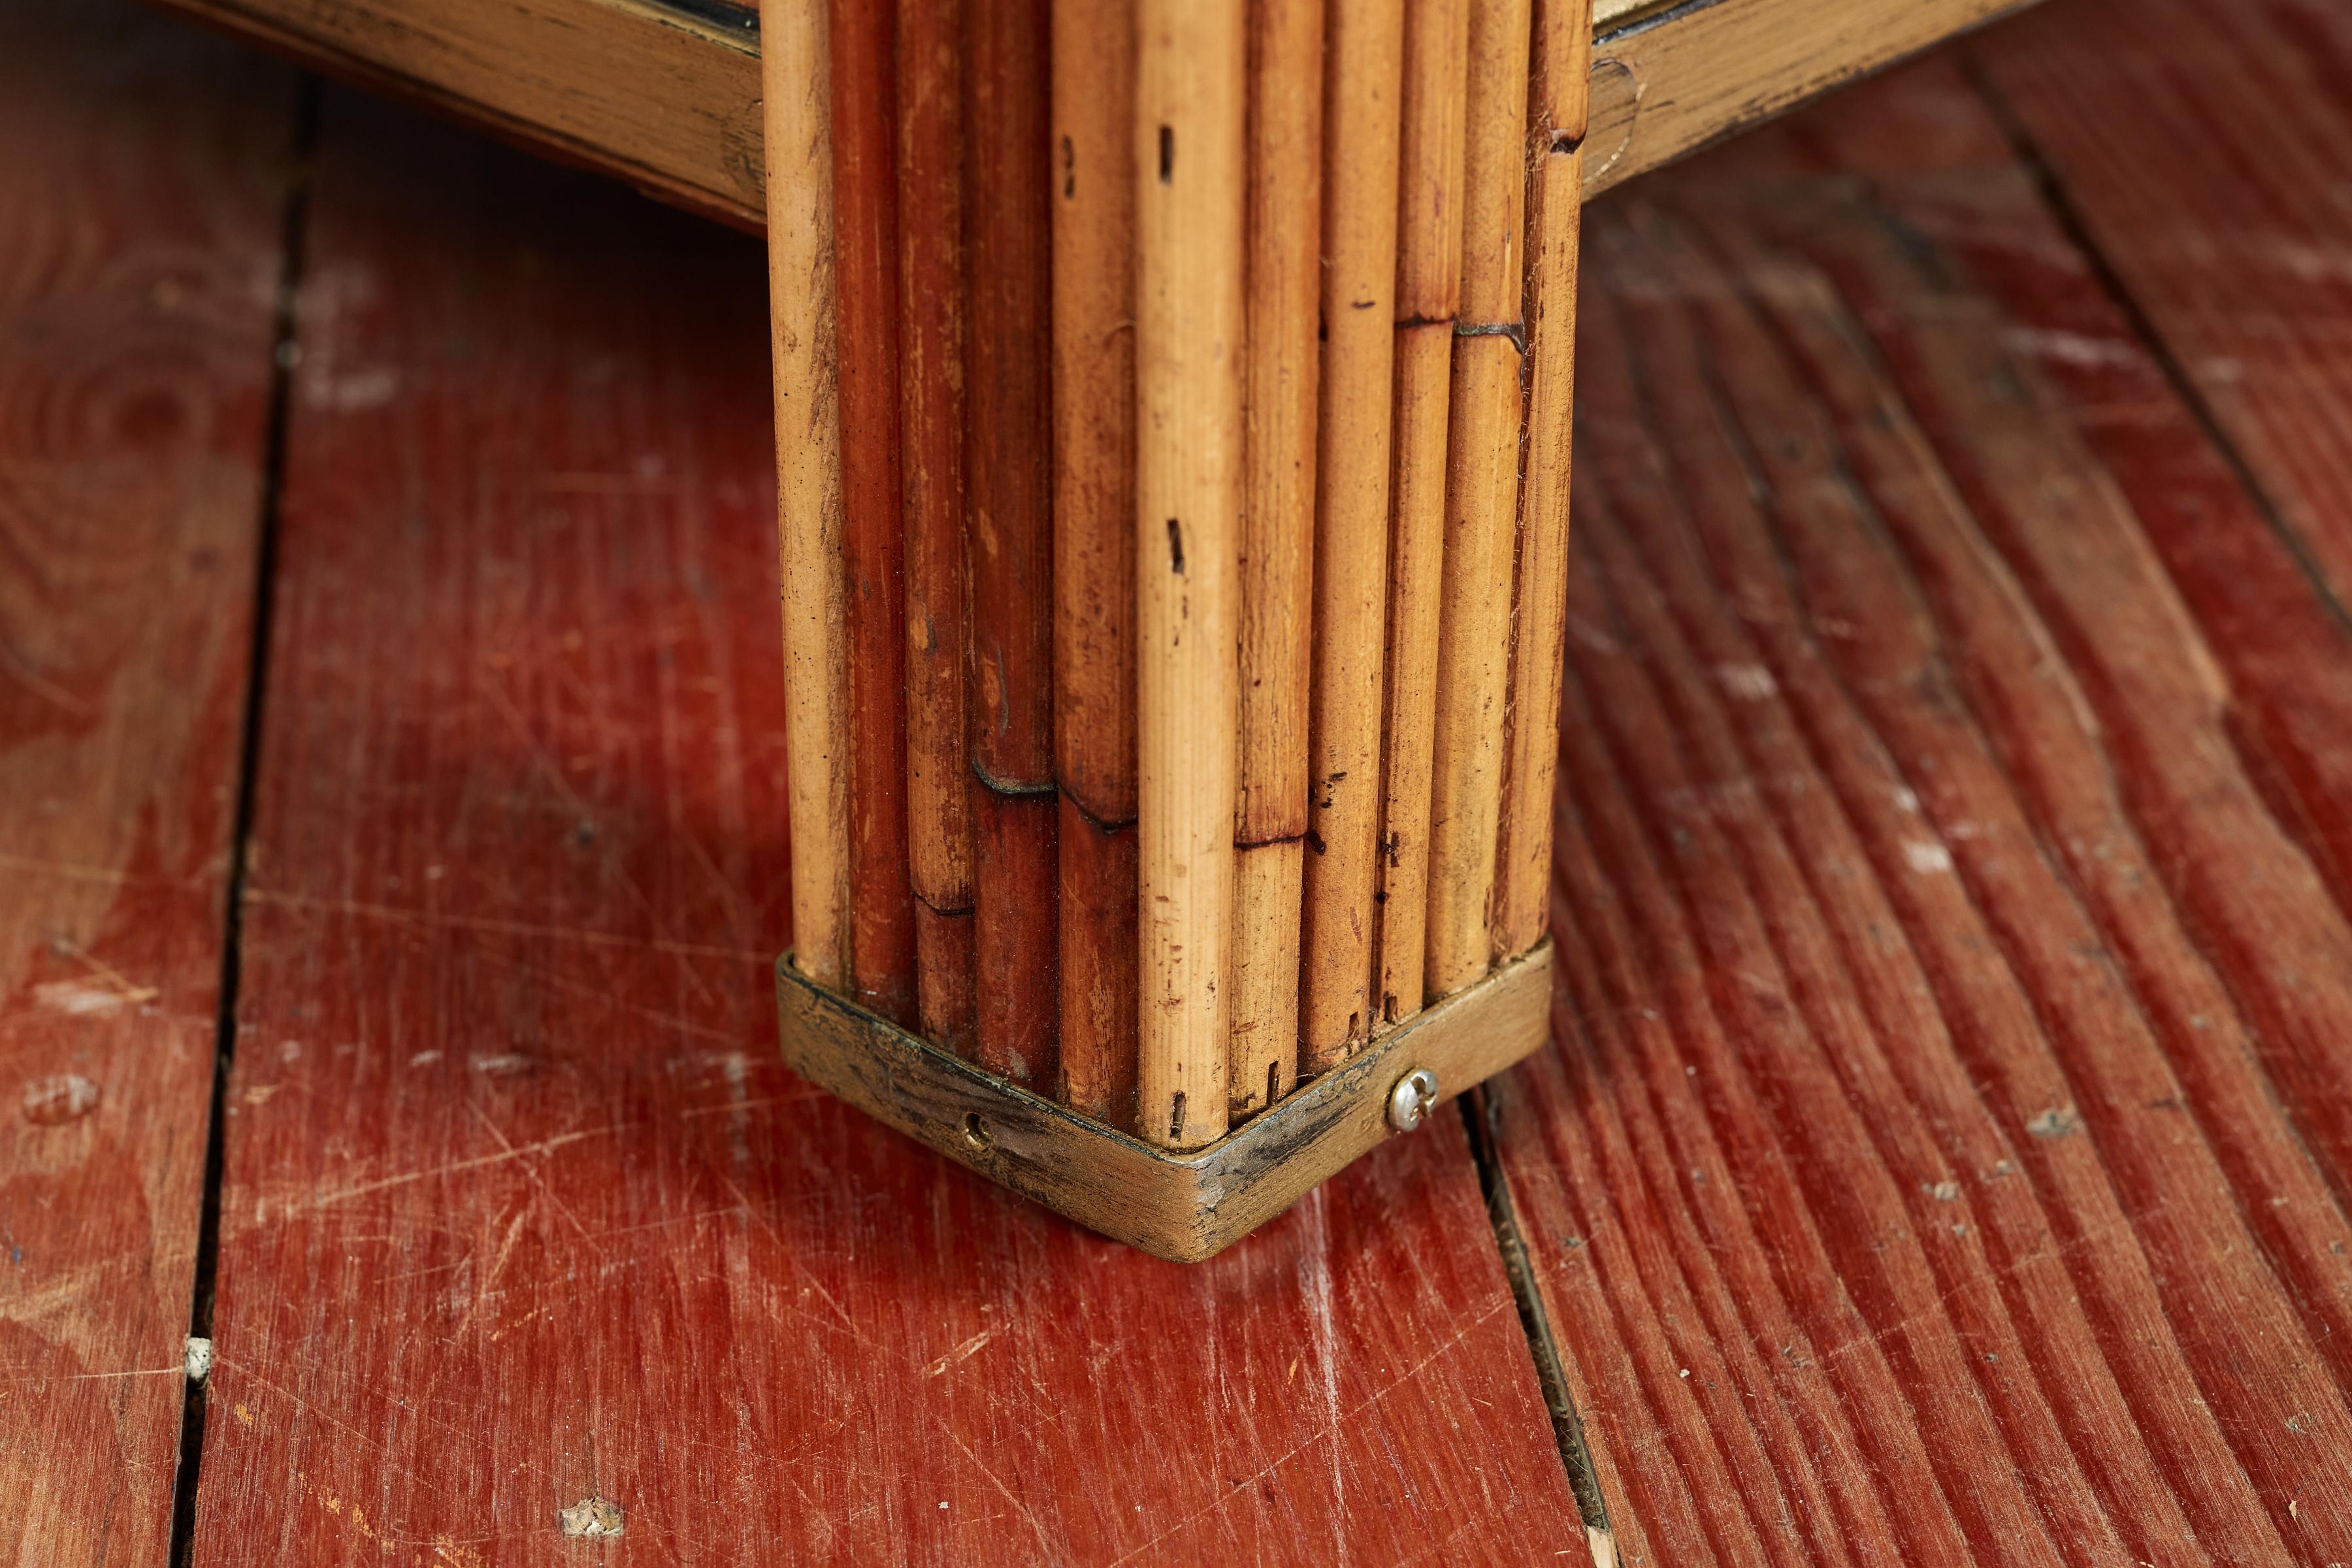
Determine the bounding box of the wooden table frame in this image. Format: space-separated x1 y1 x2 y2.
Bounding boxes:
141 0 2043 1258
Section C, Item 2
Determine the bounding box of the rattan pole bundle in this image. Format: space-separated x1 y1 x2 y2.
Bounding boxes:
765 0 1594 1195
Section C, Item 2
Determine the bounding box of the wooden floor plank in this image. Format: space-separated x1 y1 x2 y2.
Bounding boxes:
0 2 293 1563
186 90 1588 1565
1971 0 2352 987
1973 0 2352 624
1492 41 2352 1567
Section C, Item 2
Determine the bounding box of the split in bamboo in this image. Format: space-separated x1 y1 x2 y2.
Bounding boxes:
761 0 853 992
1051 0 1141 1126
1494 0 1593 960
1426 0 1534 999
965 0 1059 1086
1371 0 1469 1033
896 0 977 1053
1231 0 1324 1119
1299 0 1407 1076
1136 0 1246 1150
828 0 917 1029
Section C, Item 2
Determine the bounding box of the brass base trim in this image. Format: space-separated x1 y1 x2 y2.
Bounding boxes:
775 941 1554 1262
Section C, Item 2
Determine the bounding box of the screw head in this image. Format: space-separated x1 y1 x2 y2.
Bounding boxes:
1386 1067 1441 1133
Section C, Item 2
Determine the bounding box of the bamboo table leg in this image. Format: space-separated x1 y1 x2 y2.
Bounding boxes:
763 0 1595 1259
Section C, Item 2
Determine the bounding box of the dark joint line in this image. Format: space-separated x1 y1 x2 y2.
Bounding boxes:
912 893 977 921
169 71 321 1568
1456 319 1528 354
1458 1088 1618 1546
970 763 1059 799
1055 789 1138 837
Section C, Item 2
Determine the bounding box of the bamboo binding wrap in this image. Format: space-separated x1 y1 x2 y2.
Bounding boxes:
763 0 1593 1176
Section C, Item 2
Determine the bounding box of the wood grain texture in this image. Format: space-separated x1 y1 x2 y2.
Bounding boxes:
154 0 2041 231
825 0 917 1029
759 0 851 991
184 88 1592 1561
1135 0 1246 1151
1973 0 2352 904
1299 0 1405 1078
1049 0 1141 1115
1371 0 1469 1042
146 0 767 225
0 3 286 1561
1575 0 2034 201
1492 48 2352 1565
895 0 977 1054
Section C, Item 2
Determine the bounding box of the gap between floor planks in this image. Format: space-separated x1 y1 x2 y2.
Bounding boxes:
155 7 2352 1557
152 66 1610 1565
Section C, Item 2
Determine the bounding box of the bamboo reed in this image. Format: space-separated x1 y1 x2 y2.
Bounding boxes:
1426 0 1534 999
762 0 853 992
1371 0 1469 1032
966 0 1060 1084
1137 0 1246 1150
1299 0 1406 1075
973 787 1058 1091
896 0 977 1053
828 0 917 1028
1495 0 1593 958
1231 0 1324 1119
1058 794 1139 1126
1051 0 1141 1123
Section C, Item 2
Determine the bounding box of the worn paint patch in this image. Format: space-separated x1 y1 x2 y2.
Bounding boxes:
32 979 155 1015
559 1497 624 1539
22 1073 101 1126
2027 1107 2084 1139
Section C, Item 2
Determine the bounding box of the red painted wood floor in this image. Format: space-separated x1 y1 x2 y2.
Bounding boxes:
6 0 2352 1560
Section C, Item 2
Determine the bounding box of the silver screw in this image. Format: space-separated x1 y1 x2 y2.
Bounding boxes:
1386 1067 1441 1133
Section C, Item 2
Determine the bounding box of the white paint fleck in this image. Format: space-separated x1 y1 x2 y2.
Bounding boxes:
1714 662 1778 701
33 980 154 1015
1904 841 1954 874
2027 1107 2083 1139
410 1051 444 1068
309 365 399 411
184 1337 214 1381
2001 325 2140 369
469 1053 533 1075
1891 787 1921 814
